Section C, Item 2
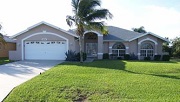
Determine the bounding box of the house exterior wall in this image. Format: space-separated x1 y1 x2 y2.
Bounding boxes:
103 42 109 53
97 36 103 59
123 42 129 54
129 40 138 55
0 42 16 58
9 24 77 60
157 39 163 54
108 41 116 55
75 39 80 52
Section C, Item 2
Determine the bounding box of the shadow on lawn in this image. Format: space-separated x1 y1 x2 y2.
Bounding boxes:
62 60 180 80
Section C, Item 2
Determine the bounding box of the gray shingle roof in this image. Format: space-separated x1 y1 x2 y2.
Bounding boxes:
4 36 16 43
67 26 168 42
103 26 143 41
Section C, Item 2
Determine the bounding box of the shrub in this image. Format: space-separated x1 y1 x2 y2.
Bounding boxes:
65 50 87 61
65 50 77 61
117 57 122 60
154 55 161 61
129 53 138 60
103 53 109 59
162 55 170 61
144 56 151 61
76 52 87 61
124 54 130 60
110 54 117 59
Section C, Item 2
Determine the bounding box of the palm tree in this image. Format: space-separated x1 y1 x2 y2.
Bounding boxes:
132 26 147 34
66 0 112 62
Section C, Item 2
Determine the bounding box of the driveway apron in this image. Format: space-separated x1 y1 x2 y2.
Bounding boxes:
0 60 63 101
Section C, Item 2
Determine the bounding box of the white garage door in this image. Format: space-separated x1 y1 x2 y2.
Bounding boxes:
25 41 67 60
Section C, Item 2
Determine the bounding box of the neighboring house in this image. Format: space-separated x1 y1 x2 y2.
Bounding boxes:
0 36 16 58
9 21 168 60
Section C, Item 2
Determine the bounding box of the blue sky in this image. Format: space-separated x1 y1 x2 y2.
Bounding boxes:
0 0 180 39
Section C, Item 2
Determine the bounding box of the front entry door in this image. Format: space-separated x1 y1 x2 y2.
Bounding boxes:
86 43 98 57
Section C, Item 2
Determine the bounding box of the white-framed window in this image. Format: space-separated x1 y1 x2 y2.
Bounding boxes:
140 43 154 57
112 42 125 57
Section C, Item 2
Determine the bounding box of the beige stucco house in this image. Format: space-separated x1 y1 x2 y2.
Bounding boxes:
9 21 168 60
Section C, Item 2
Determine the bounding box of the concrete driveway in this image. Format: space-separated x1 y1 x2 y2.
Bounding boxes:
0 60 63 101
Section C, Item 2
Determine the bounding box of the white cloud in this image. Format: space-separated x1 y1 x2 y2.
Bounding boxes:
0 0 180 39
105 4 180 39
141 5 180 38
0 0 72 35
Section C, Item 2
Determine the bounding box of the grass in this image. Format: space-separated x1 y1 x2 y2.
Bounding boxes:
0 57 13 65
4 60 180 102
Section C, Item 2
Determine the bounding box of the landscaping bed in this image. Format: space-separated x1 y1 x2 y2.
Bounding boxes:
0 57 13 65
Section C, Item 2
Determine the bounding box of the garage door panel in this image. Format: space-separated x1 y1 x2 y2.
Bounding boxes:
25 41 67 60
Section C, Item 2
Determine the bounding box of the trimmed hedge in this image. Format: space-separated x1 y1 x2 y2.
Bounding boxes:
162 55 170 61
144 56 151 61
129 53 138 60
117 57 122 60
124 54 130 60
154 55 161 61
77 52 87 61
103 53 109 59
65 50 87 61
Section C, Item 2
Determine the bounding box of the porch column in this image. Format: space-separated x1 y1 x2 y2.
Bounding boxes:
109 46 112 55
155 43 158 55
138 43 141 60
126 47 129 54
97 35 103 59
82 37 85 52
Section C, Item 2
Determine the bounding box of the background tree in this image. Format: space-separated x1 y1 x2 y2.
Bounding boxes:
162 37 172 56
66 0 112 62
132 26 147 33
0 24 6 44
171 37 180 58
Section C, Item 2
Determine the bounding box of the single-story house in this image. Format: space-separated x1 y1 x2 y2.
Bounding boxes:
9 21 168 60
0 36 16 58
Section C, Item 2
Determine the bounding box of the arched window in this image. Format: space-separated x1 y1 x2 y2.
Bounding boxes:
140 43 154 57
112 42 125 57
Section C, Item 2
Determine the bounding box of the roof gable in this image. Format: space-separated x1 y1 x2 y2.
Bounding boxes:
11 21 78 38
129 32 169 42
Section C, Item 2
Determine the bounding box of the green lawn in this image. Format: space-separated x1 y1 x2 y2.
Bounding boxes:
0 57 13 65
4 60 180 102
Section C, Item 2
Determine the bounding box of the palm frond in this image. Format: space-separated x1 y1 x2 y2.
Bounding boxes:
78 0 101 18
66 15 76 27
71 0 80 14
132 26 147 33
85 9 113 21
85 21 108 34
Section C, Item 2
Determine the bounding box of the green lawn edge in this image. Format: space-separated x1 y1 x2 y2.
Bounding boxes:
4 60 180 102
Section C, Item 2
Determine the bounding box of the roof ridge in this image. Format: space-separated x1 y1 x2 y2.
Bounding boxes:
11 21 78 38
108 26 143 35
